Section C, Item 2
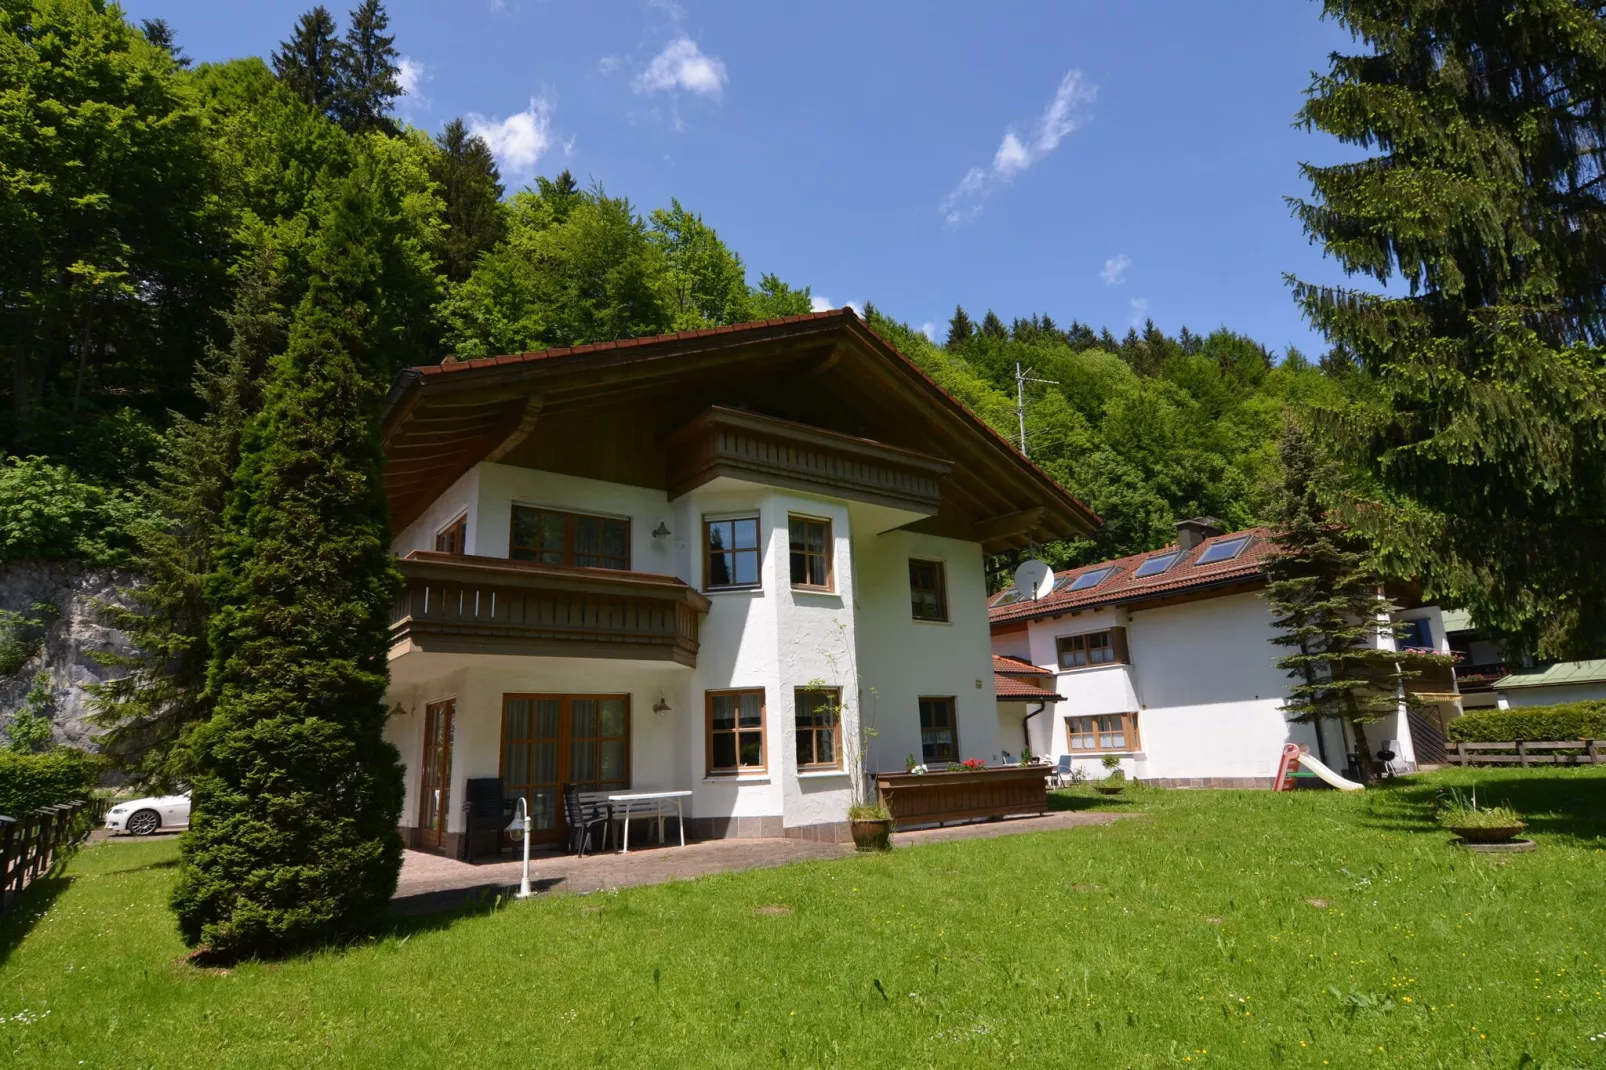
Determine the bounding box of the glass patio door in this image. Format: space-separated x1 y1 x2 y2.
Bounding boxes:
418 699 455 849
501 695 630 843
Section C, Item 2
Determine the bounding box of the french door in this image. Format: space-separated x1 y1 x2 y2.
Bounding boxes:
500 694 630 843
418 699 455 850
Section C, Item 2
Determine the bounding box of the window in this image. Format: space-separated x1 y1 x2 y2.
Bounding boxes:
794 688 840 768
1056 628 1125 669
788 516 832 589
918 697 958 764
1058 566 1115 593
510 507 630 570
1065 713 1140 754
909 559 948 622
707 689 766 774
434 514 467 555
1195 535 1251 565
1132 551 1179 579
706 516 761 589
1398 618 1433 649
501 694 630 841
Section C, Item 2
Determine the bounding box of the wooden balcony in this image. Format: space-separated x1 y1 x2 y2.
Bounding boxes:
664 406 952 515
390 552 711 667
1403 659 1460 700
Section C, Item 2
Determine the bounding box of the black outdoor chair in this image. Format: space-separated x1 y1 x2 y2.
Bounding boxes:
462 777 514 863
562 783 611 857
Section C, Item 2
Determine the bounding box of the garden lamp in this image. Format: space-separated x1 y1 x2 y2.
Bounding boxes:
505 796 533 899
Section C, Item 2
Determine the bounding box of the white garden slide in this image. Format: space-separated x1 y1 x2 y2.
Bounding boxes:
1293 750 1364 791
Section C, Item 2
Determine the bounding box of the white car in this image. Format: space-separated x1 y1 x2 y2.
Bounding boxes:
104 792 190 836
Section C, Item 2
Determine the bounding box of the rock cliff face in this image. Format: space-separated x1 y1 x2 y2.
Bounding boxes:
0 562 139 752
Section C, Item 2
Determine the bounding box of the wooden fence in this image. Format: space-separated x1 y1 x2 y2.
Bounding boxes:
0 800 96 915
1446 740 1602 767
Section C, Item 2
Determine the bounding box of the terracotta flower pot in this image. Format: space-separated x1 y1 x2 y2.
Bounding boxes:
1446 822 1526 844
850 818 893 852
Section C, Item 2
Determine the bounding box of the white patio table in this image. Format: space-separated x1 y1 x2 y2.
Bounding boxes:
605 789 693 853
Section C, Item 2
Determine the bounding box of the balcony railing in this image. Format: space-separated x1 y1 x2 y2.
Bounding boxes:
1452 663 1510 694
390 552 711 667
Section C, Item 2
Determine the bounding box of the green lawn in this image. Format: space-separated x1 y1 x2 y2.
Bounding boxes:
2 768 1603 1069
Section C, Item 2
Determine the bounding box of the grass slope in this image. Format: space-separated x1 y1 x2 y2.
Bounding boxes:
2 768 1603 1068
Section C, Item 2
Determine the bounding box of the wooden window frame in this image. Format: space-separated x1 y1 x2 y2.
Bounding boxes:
917 695 960 765
909 559 949 623
704 515 762 591
1055 627 1128 670
434 513 468 555
1064 712 1141 755
706 688 768 775
499 693 632 840
793 687 843 770
788 515 833 591
509 506 631 571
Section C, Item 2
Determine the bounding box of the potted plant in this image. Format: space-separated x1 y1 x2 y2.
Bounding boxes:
1094 754 1127 795
1438 787 1526 844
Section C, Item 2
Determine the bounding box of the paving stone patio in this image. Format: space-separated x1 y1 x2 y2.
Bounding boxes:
391 809 1127 915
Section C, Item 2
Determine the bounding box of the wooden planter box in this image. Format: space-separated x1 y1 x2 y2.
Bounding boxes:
873 765 1053 830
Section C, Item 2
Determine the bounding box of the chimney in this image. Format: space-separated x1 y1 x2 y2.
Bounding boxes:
1176 516 1224 552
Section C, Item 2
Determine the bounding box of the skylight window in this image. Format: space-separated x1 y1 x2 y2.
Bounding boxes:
992 589 1023 608
1132 551 1181 579
1060 566 1115 593
1195 535 1251 565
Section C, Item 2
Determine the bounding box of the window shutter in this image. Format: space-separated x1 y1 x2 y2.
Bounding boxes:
1112 626 1130 664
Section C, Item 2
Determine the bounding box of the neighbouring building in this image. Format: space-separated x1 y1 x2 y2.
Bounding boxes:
988 519 1454 787
380 309 1098 854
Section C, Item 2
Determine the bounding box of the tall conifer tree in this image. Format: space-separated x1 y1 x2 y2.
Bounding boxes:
431 118 505 283
1293 1 1606 659
272 7 345 119
171 166 404 956
1264 418 1443 782
90 248 286 786
338 0 401 133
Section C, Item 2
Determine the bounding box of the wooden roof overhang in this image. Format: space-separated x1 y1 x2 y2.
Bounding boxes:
381 310 1100 552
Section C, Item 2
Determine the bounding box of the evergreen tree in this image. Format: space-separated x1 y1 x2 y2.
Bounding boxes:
748 273 814 318
945 305 973 348
171 165 404 957
272 7 345 119
139 18 189 68
1294 0 1606 659
1065 320 1097 350
1263 418 1442 782
431 118 505 283
978 309 1007 340
89 247 286 788
536 170 582 220
337 0 400 133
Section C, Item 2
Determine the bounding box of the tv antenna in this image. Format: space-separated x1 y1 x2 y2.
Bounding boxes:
1014 362 1059 458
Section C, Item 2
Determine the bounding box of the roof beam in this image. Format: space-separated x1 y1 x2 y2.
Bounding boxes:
972 507 1048 545
485 395 544 464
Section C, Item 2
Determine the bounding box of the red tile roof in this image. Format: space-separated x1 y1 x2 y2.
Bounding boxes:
989 526 1276 626
992 654 1052 676
994 673 1064 700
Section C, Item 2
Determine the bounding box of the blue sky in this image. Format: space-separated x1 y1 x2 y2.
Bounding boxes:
129 0 1361 356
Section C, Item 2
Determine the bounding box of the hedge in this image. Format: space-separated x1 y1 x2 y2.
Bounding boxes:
1447 702 1606 743
0 748 101 817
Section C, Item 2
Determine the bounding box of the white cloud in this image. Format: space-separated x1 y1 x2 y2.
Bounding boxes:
1100 253 1130 286
920 322 938 341
940 70 1096 225
810 296 863 316
598 55 621 74
397 56 424 100
633 38 727 99
466 97 555 178
1129 297 1149 327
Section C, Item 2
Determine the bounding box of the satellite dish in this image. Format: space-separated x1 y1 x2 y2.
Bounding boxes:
1013 559 1055 600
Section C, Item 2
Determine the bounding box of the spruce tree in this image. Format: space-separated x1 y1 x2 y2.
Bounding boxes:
272 7 345 119
1293 1 1606 659
171 166 404 957
978 309 1007 340
431 118 506 283
139 18 190 68
1264 418 1443 782
338 0 400 133
90 248 286 788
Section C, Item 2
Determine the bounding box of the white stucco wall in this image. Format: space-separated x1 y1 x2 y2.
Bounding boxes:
1498 682 1606 709
386 465 1003 832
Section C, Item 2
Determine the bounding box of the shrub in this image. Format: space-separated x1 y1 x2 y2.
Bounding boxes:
1447 703 1606 743
0 457 149 566
0 748 101 817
